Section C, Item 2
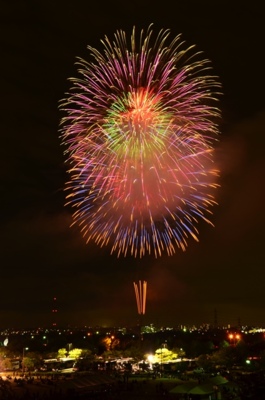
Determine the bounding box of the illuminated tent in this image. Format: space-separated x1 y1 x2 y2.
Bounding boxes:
170 381 199 394
189 383 218 395
170 375 228 397
207 375 228 385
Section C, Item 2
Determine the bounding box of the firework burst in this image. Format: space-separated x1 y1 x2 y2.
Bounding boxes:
59 24 221 258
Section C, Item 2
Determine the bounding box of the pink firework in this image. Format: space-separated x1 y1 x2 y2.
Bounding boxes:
59 25 221 258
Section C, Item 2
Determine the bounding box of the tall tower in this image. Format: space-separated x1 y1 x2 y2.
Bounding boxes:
52 296 58 327
133 281 147 332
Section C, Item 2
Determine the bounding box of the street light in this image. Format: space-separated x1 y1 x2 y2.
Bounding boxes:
22 347 29 374
228 333 240 346
147 354 154 370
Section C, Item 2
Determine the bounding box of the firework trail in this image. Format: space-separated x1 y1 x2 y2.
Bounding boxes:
59 24 221 258
134 280 147 315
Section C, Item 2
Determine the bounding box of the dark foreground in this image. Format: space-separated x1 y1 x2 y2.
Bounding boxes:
1 371 265 400
0 373 179 400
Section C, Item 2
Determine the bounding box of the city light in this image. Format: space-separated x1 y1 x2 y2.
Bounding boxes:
228 333 241 346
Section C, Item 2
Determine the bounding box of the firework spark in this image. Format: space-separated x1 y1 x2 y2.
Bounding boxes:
133 280 147 315
59 24 221 258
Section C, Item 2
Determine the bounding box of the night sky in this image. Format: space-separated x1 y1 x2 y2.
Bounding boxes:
1 1 265 329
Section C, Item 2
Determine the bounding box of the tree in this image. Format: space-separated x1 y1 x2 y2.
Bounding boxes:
74 349 96 371
197 354 213 371
80 349 94 359
211 346 242 369
101 336 120 352
57 348 67 359
102 349 123 362
171 347 186 359
68 348 82 359
145 347 178 365
23 356 35 372
0 356 13 372
219 340 230 349
26 351 43 371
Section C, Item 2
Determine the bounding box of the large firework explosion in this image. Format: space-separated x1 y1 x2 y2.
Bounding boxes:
59 25 221 258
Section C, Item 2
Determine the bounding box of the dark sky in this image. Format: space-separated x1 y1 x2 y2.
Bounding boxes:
1 1 265 329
